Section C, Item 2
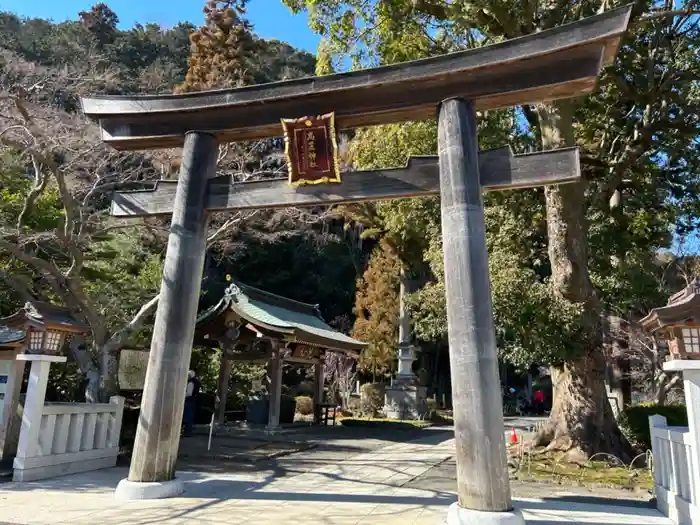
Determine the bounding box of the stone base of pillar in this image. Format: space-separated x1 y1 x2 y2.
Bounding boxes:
446 502 526 525
385 378 427 420
115 477 184 500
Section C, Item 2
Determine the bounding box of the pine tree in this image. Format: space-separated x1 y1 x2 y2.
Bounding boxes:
351 240 400 378
315 38 334 76
78 3 119 49
175 0 256 93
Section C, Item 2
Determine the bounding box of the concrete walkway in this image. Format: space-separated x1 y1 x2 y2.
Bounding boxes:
0 433 672 525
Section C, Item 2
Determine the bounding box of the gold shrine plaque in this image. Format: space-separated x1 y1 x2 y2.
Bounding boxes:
281 113 341 186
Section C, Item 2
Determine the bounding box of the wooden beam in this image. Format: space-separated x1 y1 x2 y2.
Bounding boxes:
81 6 632 150
227 350 273 361
111 147 580 218
285 357 321 365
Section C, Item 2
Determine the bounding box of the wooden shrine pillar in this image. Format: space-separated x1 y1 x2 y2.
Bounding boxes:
313 355 325 425
117 132 217 498
437 99 520 525
267 345 283 430
216 353 233 425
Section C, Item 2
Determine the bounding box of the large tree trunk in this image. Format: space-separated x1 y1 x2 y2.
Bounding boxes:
534 100 633 462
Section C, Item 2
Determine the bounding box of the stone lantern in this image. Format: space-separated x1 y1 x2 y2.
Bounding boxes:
0 301 88 355
640 278 700 360
0 301 87 466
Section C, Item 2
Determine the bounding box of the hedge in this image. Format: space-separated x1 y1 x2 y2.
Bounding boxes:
341 418 431 430
360 383 385 417
295 396 313 416
619 403 687 452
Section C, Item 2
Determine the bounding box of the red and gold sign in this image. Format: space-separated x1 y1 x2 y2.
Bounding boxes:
281 113 341 186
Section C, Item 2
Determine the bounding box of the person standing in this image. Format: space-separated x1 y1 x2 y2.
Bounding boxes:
182 370 200 436
533 388 545 415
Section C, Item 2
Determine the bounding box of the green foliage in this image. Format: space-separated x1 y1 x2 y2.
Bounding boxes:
619 403 688 452
284 0 700 379
295 395 314 415
409 220 584 367
228 362 265 409
0 152 62 231
188 348 222 394
78 3 119 48
315 38 334 75
360 382 385 416
82 233 162 340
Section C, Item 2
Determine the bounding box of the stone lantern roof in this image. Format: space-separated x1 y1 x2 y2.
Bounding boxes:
640 278 700 334
0 302 89 334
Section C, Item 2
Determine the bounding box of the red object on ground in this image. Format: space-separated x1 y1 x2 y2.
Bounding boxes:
510 428 518 444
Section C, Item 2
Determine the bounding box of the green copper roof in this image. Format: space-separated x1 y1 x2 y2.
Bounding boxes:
0 326 25 345
197 282 366 353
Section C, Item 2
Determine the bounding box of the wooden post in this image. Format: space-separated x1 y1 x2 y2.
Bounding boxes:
127 132 216 485
216 354 232 425
267 346 283 430
437 99 521 524
313 356 325 425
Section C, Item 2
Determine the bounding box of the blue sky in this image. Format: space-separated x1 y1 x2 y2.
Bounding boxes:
0 0 321 52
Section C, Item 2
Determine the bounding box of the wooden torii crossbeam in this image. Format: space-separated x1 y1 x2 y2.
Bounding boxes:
110 147 580 217
82 6 630 149
81 5 633 519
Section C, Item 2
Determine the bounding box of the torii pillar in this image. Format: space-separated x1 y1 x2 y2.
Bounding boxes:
115 132 217 500
439 99 517 524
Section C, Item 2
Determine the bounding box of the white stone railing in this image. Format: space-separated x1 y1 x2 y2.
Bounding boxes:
649 415 698 522
649 359 700 525
12 355 125 482
13 397 124 482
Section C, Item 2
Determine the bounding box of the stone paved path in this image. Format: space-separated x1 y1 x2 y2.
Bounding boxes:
0 431 673 525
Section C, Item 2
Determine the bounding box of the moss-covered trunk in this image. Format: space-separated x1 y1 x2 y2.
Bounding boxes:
534 100 633 461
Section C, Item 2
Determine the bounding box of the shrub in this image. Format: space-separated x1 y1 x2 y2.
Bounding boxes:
619 403 688 451
347 396 361 415
360 383 385 417
295 395 314 416
341 418 430 430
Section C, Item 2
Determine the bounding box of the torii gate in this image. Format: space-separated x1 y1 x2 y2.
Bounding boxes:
81 5 631 523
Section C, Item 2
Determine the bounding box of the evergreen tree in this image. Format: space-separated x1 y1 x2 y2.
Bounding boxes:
351 240 400 377
175 0 257 93
78 3 119 48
